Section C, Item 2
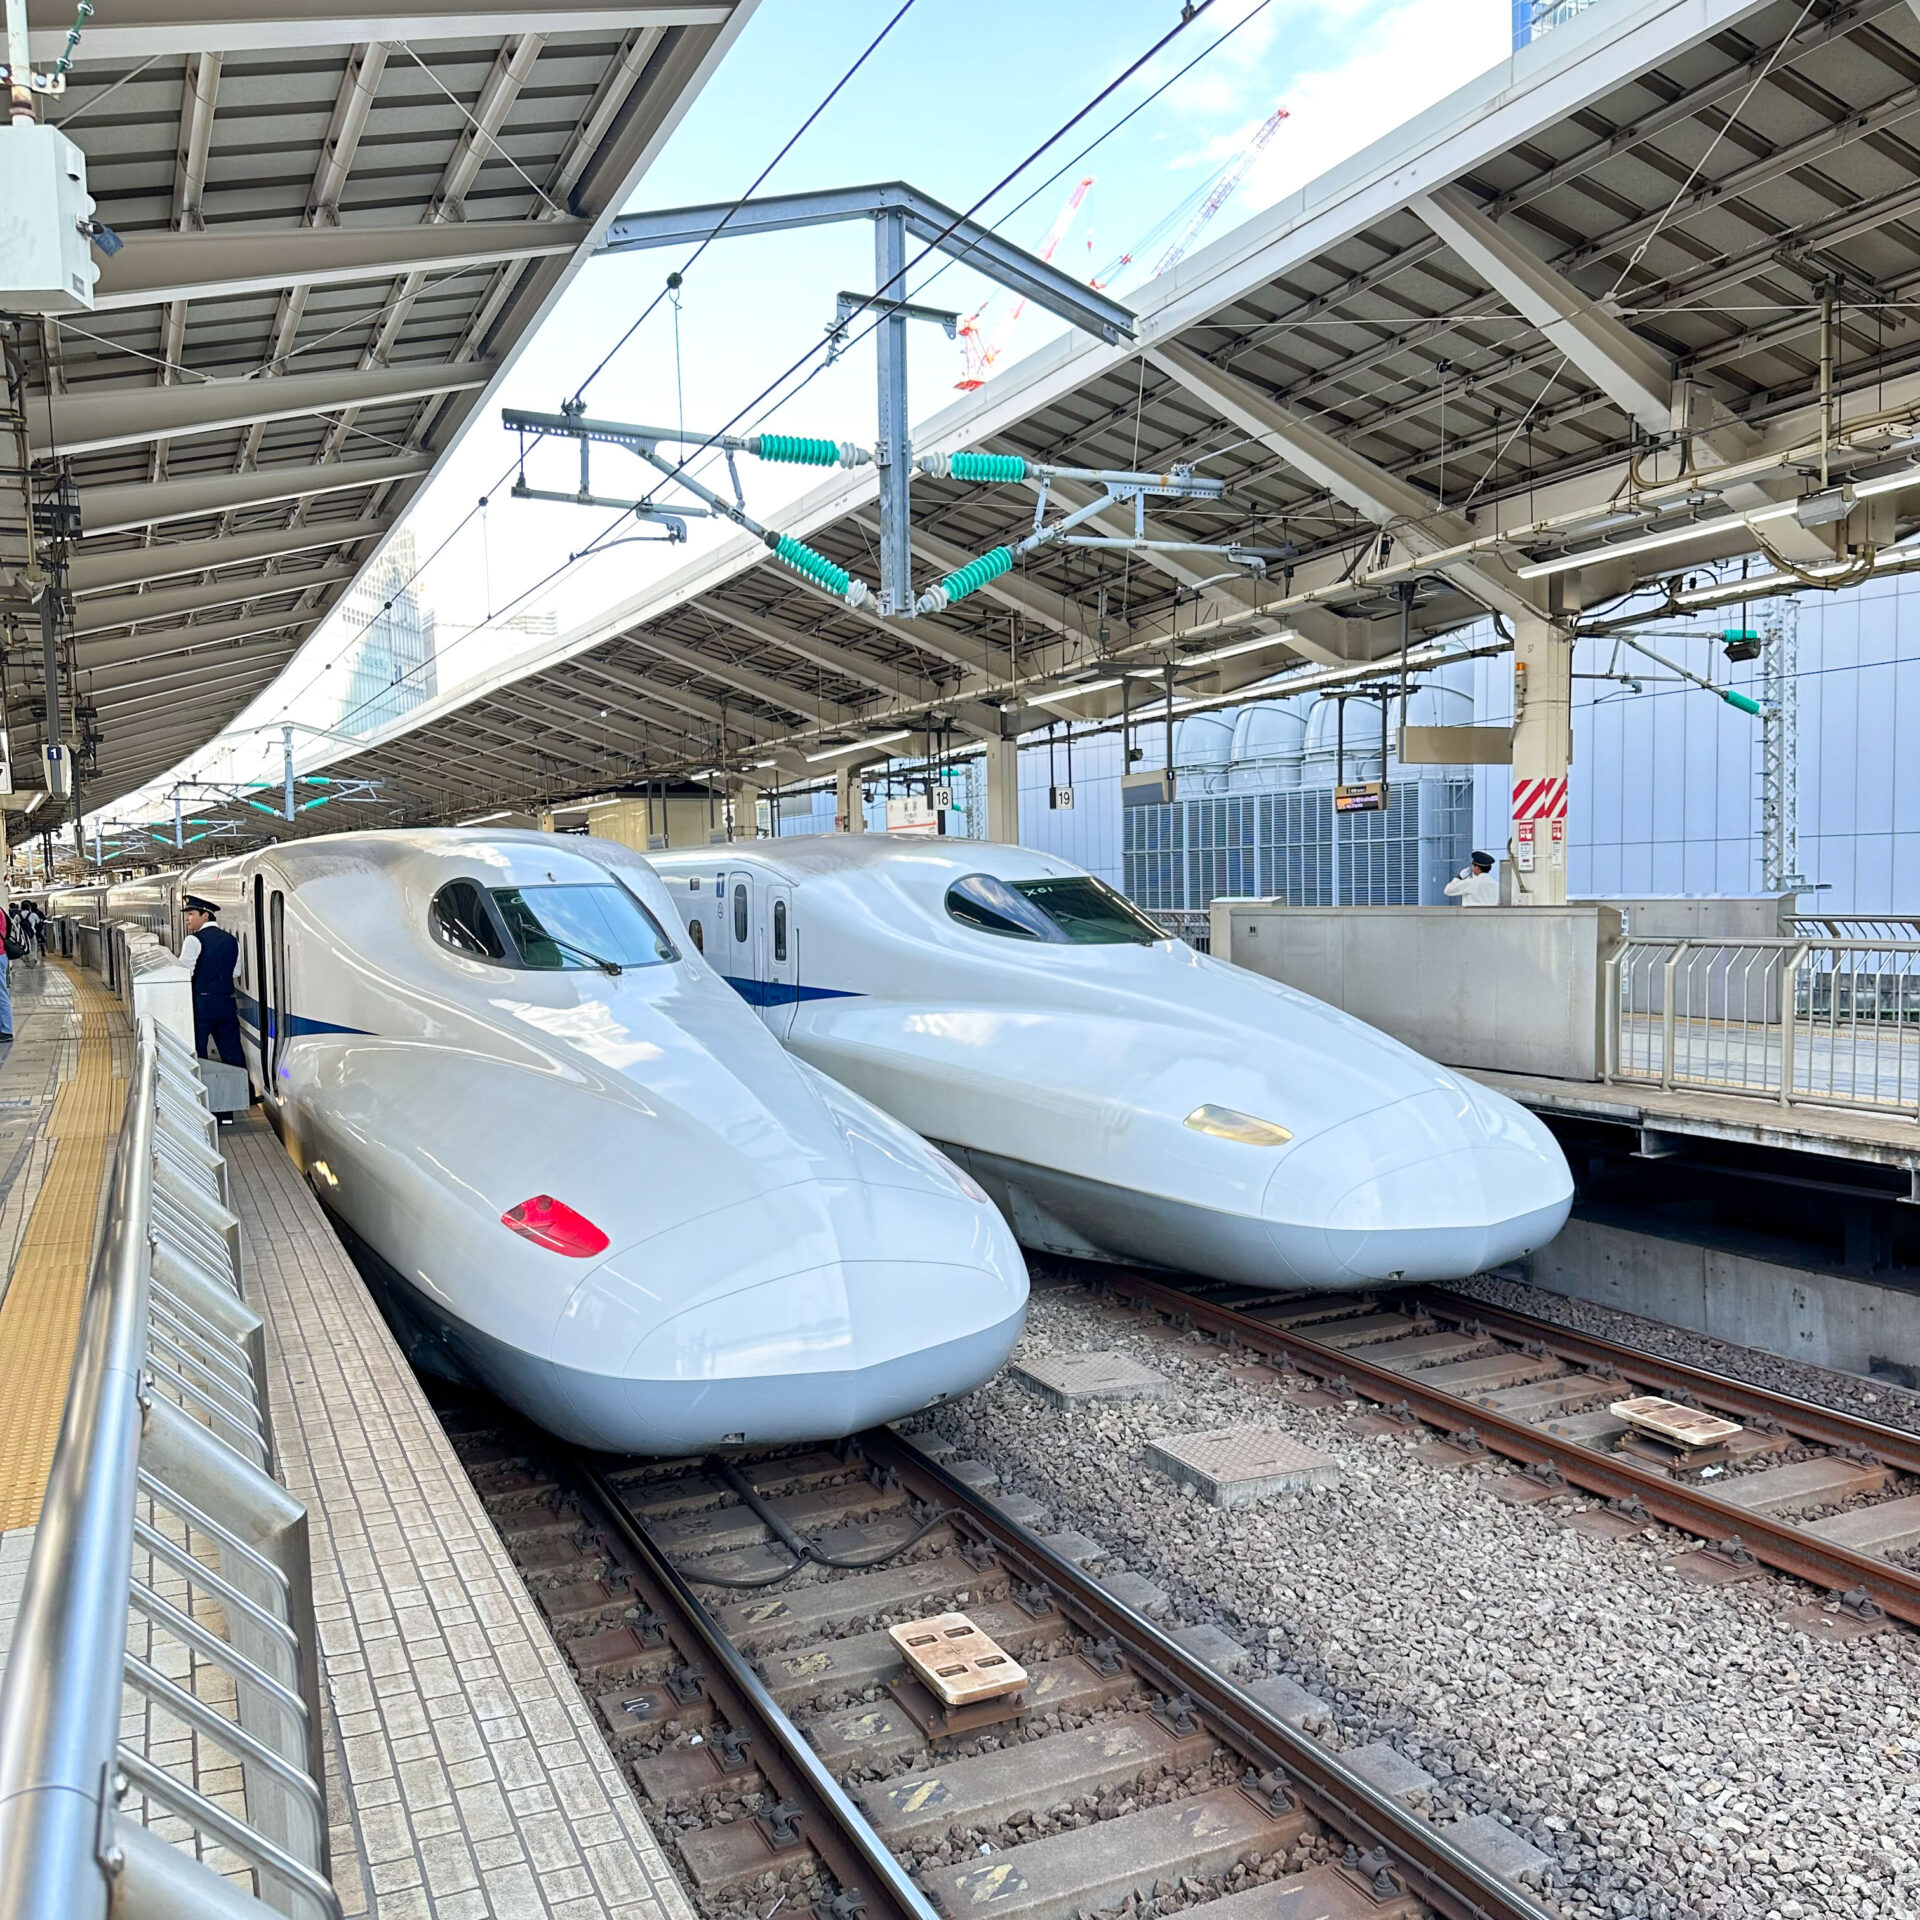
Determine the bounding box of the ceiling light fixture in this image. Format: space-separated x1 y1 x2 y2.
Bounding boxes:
1517 501 1800 580
1030 678 1122 708
1179 628 1301 667
804 730 910 764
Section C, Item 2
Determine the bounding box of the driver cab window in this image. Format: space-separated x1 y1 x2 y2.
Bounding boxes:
430 880 508 959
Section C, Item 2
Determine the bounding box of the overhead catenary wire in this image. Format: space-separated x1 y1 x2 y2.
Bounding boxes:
568 0 920 408
119 1 1278 816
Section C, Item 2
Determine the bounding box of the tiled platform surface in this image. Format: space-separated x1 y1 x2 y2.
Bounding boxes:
0 962 114 1630
227 1116 696 1920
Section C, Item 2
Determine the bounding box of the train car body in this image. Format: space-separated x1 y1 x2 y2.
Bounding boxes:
650 835 1572 1291
120 832 1026 1452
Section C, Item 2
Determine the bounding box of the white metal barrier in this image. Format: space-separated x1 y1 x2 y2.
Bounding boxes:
0 1019 338 1920
1607 934 1920 1115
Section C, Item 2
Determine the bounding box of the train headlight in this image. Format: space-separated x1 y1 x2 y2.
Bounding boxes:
1184 1104 1293 1147
501 1194 611 1257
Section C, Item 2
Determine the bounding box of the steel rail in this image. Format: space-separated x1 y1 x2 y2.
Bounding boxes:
1105 1272 1920 1628
1411 1288 1920 1476
580 1464 941 1920
863 1428 1551 1920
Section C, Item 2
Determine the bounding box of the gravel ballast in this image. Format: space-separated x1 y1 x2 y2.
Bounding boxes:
1445 1269 1920 1437
923 1285 1920 1920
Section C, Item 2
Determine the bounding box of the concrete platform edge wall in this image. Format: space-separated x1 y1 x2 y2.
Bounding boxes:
1526 1215 1920 1389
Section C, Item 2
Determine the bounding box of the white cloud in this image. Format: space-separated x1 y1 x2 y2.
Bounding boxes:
1237 0 1510 214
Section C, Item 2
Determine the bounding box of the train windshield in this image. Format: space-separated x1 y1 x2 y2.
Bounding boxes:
945 873 1164 946
489 884 678 971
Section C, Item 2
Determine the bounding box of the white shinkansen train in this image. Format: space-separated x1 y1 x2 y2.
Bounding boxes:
112 832 1028 1453
649 836 1572 1291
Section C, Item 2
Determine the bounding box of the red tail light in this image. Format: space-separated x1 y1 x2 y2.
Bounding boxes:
501 1194 610 1258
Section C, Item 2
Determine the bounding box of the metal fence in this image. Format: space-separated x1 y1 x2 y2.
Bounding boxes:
0 1018 338 1920
1146 909 1213 952
1122 779 1474 914
1607 934 1920 1114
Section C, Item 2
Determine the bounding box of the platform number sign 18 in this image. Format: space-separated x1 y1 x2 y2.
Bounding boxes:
932 784 954 811
1049 785 1075 810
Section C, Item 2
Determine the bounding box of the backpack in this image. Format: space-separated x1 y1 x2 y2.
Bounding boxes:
2 914 21 962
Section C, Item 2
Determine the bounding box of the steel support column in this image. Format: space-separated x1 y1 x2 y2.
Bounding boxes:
874 211 912 619
983 736 1019 845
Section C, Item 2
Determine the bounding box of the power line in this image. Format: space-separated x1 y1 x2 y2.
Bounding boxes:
569 0 920 406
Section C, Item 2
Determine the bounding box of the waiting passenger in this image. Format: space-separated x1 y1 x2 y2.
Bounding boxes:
1444 851 1501 907
180 895 245 1071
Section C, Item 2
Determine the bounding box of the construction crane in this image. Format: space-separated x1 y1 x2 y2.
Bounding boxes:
1094 103 1291 291
955 175 1095 391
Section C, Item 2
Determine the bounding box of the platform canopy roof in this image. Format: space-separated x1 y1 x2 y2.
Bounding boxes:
14 0 755 820
113 0 1920 841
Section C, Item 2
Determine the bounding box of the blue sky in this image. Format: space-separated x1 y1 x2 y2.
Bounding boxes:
144 0 1512 805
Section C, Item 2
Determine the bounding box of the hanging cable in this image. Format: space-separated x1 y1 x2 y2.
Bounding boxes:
570 0 920 407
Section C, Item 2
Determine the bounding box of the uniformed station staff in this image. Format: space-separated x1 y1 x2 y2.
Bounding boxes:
179 895 245 1067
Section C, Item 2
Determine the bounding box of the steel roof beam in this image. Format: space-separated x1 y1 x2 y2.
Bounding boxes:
34 363 497 459
625 632 850 726
71 518 391 596
77 609 325 673
572 658 781 743
94 223 587 312
1413 183 1677 437
24 1 726 58
81 455 432 537
72 564 356 636
694 602 944 705
1146 342 1541 623
600 181 1134 346
87 649 293 705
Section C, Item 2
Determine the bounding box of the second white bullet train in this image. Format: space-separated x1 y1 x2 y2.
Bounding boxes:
108 832 1028 1453
650 835 1572 1290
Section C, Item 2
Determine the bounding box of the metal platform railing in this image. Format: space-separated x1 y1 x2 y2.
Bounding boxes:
0 1019 339 1920
1146 908 1212 953
1606 934 1920 1115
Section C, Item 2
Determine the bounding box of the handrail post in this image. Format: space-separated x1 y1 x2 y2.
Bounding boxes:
0 1046 156 1920
1661 940 1688 1090
1602 941 1623 1082
1780 940 1807 1108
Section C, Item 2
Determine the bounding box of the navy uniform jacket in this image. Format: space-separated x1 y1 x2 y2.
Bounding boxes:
191 923 240 1008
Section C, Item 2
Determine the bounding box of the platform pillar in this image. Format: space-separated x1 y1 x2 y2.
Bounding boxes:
1508 609 1572 905
834 763 866 832
984 738 1020 845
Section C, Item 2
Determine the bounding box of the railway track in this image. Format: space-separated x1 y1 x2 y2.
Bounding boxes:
1085 1266 1920 1633
443 1410 1557 1920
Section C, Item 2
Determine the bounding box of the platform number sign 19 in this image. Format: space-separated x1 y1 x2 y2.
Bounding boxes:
1049 785 1075 810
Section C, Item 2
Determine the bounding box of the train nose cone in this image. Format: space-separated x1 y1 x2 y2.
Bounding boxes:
1264 1083 1571 1285
544 1181 1027 1452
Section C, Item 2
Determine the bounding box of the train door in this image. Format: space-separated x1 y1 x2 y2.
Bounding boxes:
269 889 290 1086
758 878 796 1037
251 875 269 1089
724 871 753 1000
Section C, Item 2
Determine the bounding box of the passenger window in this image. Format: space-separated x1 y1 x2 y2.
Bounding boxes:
690 919 704 953
733 883 748 944
430 880 508 960
773 899 788 962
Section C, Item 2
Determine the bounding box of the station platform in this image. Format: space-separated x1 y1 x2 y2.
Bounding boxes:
0 961 696 1920
1462 1066 1920 1190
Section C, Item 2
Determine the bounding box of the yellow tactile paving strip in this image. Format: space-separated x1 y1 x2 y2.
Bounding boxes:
0 963 130 1529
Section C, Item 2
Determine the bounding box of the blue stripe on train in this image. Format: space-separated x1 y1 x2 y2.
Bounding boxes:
719 977 862 1011
236 990 367 1039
